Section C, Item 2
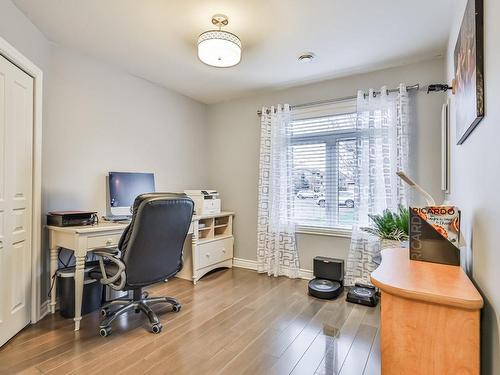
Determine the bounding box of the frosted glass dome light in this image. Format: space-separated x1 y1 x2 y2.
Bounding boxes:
198 15 241 68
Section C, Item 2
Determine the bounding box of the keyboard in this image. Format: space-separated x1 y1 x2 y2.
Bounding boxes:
103 215 131 222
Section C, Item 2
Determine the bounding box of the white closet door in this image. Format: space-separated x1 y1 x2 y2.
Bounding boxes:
0 54 34 347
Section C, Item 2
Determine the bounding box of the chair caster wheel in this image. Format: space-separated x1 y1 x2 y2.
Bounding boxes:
135 308 140 314
151 323 163 334
172 304 181 312
99 326 112 337
101 308 113 318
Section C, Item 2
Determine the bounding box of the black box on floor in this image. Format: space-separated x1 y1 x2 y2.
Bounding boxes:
346 283 378 307
313 256 344 282
57 265 102 319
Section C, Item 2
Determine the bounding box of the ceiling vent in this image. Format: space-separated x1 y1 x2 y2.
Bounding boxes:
298 52 316 63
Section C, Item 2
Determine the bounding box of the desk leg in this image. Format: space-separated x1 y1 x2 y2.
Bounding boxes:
49 246 58 314
191 222 198 285
73 255 85 331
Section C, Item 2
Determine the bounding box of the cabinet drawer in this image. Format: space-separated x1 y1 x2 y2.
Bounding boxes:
87 234 121 249
198 237 233 269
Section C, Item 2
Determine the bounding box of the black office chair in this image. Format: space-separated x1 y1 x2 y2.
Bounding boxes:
90 193 194 337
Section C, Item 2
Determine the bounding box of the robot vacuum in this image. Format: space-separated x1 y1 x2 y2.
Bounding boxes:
307 256 344 300
308 278 343 299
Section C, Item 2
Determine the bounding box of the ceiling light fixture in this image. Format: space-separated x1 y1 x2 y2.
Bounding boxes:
198 14 241 68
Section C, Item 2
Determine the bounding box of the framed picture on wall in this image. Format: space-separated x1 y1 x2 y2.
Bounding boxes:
454 0 484 145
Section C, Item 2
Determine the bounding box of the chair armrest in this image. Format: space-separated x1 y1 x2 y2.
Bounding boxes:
93 247 119 255
93 249 126 290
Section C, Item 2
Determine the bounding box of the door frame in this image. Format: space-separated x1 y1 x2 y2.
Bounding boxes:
0 36 43 324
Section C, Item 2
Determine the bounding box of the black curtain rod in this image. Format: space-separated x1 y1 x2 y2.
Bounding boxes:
257 83 420 116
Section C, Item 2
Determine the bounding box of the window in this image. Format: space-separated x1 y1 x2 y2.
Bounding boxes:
291 101 358 231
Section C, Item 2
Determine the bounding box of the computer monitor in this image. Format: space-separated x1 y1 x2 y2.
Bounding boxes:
107 172 155 217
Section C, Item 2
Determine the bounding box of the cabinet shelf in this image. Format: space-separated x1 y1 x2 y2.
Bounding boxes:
196 214 233 240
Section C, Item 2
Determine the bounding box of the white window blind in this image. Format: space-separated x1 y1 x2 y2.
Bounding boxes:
291 101 358 230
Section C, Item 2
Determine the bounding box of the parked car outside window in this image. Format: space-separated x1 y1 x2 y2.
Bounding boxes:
296 190 321 199
316 190 354 208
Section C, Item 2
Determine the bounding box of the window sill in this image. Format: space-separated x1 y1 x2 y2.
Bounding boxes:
295 225 352 238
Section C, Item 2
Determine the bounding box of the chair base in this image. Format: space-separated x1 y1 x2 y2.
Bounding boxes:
99 289 180 337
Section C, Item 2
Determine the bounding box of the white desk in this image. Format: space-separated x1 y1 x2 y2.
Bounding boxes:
47 211 234 331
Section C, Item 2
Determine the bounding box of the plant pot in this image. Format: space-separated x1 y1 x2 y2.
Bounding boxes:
373 239 407 266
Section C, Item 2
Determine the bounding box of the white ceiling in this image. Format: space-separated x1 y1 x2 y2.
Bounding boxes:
14 0 453 104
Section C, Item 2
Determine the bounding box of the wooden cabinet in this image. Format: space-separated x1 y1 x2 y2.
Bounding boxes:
176 212 234 284
371 248 483 375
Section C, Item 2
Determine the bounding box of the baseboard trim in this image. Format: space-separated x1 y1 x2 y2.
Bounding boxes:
39 299 50 321
232 257 258 270
233 258 313 280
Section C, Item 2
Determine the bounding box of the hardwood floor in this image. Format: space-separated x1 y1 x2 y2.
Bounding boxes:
0 268 380 375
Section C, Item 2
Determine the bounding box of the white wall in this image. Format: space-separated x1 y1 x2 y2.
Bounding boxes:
446 1 499 373
207 58 445 270
0 0 49 71
43 45 208 215
0 1 209 218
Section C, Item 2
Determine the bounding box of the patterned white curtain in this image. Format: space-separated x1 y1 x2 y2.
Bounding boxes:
257 104 300 278
345 84 409 286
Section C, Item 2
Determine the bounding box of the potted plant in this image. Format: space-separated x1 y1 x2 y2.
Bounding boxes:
361 205 409 249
